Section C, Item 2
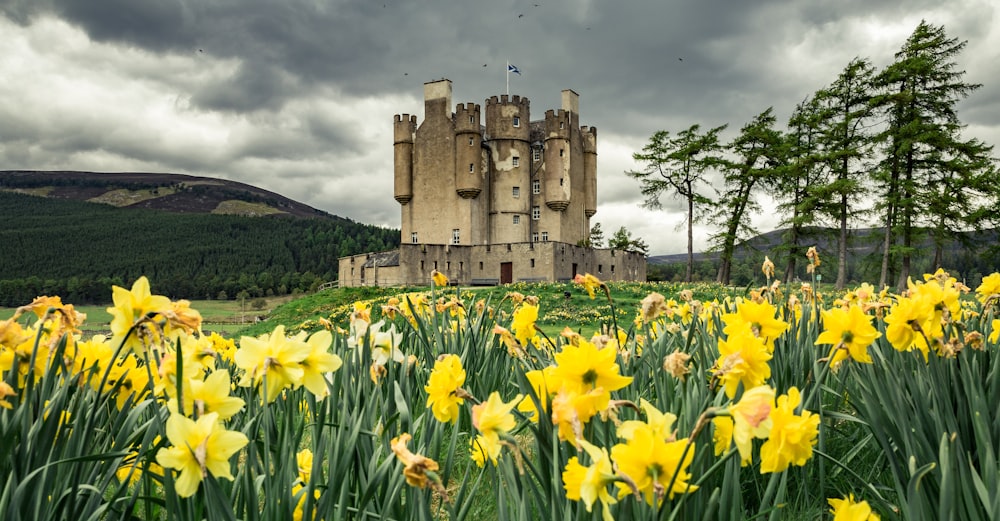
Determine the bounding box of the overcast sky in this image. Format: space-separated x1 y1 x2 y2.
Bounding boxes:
2 1 997 255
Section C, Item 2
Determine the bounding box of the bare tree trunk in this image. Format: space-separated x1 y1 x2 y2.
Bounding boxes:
879 215 893 289
837 191 848 289
686 196 694 282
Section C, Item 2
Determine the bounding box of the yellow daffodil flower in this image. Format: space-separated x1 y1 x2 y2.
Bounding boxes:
155 412 249 498
563 438 618 521
424 354 466 423
235 325 311 403
759 387 819 473
611 426 697 505
815 305 881 367
828 494 880 520
712 328 772 399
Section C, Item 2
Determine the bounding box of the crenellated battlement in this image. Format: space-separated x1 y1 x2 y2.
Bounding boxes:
454 103 481 133
394 114 417 143
486 95 529 109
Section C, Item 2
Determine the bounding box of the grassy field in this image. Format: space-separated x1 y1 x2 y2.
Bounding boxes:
1 294 299 336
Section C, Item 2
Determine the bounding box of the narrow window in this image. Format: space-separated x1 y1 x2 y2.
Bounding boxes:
411 232 418 243
469 136 474 146
611 265 615 273
421 260 425 270
541 231 548 242
559 149 564 157
560 178 564 186
513 116 520 127
532 206 540 220
447 261 451 270
533 148 541 162
469 115 474 124
513 214 520 224
530 259 535 268
479 261 484 270
532 232 539 242
452 229 460 245
512 186 520 198
598 264 603 274
469 163 474 173
512 156 520 167
559 122 564 129
532 180 540 194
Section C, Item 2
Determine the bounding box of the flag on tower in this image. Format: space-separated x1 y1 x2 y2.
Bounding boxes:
507 63 521 75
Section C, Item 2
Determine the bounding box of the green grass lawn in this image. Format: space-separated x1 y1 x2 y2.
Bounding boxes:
1 295 298 336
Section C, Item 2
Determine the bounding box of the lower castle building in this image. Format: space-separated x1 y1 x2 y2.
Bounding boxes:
338 79 646 286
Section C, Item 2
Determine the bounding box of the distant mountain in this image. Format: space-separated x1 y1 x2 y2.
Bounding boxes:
647 225 999 286
648 226 998 265
0 170 400 304
0 170 334 219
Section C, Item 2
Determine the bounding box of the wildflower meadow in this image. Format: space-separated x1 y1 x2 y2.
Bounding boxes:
1 258 998 520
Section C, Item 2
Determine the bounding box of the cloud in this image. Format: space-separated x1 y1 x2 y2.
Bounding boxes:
1 1 997 256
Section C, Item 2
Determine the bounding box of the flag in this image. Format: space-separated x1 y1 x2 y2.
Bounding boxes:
507 63 521 75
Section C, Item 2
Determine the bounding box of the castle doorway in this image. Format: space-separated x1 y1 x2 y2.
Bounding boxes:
500 262 513 284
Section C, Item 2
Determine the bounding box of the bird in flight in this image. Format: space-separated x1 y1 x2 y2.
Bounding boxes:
518 13 524 18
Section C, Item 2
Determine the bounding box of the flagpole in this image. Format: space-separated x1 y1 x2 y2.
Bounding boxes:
506 60 510 95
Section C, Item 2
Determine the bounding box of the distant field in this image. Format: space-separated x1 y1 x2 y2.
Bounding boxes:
0 295 298 337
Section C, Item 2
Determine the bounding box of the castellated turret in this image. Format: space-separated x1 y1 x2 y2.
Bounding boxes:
486 95 532 244
582 126 597 218
543 108 572 211
393 114 417 204
454 103 483 199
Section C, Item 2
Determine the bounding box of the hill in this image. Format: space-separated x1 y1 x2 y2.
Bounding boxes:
0 171 400 305
647 226 999 286
0 170 334 218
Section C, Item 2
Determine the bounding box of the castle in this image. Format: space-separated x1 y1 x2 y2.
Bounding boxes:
337 79 646 287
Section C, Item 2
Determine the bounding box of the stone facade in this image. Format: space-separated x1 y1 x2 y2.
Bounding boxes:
338 79 646 287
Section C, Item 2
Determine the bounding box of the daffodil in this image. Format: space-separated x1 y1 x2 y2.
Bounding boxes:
431 269 449 287
168 369 245 420
721 300 789 350
0 381 15 409
975 272 1000 308
235 325 311 403
815 305 881 367
714 385 774 465
391 432 445 496
472 391 520 440
639 292 667 323
828 494 880 520
511 303 539 347
573 273 605 300
989 319 1000 344
107 276 173 354
424 354 466 423
517 366 556 419
290 329 343 399
155 412 249 498
617 399 677 442
550 338 632 399
611 426 697 505
712 328 772 399
759 387 819 473
883 295 936 358
563 438 618 521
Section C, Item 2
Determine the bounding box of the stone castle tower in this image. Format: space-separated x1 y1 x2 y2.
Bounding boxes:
393 79 597 247
337 79 645 287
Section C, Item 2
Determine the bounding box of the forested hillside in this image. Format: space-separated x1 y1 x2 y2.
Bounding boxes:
0 192 399 305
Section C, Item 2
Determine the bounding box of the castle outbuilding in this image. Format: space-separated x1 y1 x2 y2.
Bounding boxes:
338 80 646 287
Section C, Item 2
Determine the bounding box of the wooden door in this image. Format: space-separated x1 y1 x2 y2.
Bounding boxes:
500 262 513 284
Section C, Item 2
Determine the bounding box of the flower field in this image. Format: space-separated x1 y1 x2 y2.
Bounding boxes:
2 264 999 520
